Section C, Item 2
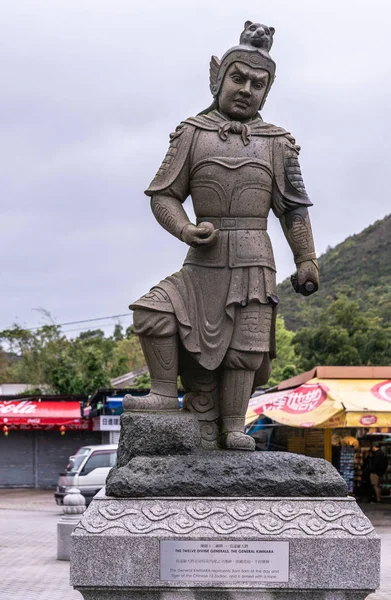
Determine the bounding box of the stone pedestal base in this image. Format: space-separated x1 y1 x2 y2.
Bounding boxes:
70 492 380 599
71 590 373 600
57 516 80 560
57 488 86 560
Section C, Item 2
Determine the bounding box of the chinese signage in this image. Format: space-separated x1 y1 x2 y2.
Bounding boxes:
93 415 121 431
261 384 328 414
247 378 391 428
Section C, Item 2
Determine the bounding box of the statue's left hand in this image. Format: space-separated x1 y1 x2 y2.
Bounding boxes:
292 259 319 296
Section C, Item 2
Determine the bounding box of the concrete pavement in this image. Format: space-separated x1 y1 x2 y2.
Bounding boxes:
0 490 390 600
362 503 391 600
0 490 81 600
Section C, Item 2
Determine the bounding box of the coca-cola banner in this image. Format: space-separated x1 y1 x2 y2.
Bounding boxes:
0 400 87 428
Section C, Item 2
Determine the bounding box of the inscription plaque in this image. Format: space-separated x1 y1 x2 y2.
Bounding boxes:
160 540 289 583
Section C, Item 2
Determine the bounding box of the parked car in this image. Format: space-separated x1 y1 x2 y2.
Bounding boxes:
54 444 118 505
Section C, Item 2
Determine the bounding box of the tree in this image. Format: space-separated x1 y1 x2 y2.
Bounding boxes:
108 335 146 378
0 348 10 383
0 321 147 395
267 315 301 387
293 297 391 370
133 372 152 389
48 332 112 395
0 324 69 388
113 324 124 342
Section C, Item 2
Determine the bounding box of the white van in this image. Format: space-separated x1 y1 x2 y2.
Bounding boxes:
54 444 118 505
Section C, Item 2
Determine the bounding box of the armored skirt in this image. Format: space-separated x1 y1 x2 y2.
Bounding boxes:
130 263 277 371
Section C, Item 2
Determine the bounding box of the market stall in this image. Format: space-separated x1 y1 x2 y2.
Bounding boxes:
246 366 391 498
0 396 100 488
0 398 90 434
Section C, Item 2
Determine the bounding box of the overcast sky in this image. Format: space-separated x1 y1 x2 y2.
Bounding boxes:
1 0 390 336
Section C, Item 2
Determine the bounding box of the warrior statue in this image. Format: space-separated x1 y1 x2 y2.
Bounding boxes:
124 21 319 451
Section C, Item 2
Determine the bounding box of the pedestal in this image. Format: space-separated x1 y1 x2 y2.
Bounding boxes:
70 491 380 599
57 487 86 561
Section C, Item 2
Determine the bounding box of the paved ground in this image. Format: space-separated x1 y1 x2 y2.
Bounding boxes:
0 489 390 599
362 502 391 600
0 489 81 600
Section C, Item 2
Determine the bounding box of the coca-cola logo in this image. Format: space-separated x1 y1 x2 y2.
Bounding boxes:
359 415 378 426
262 383 328 414
371 380 391 403
0 401 37 415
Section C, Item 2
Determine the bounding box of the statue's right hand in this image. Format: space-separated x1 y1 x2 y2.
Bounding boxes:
181 222 219 248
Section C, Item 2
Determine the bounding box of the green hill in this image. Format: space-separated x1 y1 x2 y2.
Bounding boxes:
277 214 391 331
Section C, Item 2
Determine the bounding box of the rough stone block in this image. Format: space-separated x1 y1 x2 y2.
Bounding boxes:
107 451 347 498
116 411 201 467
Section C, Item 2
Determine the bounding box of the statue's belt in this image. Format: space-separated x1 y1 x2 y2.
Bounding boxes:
196 217 267 230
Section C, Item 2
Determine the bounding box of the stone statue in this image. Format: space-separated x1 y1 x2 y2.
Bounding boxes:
72 25 379 600
124 21 319 451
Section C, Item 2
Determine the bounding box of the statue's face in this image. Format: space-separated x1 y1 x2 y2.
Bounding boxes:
218 63 269 120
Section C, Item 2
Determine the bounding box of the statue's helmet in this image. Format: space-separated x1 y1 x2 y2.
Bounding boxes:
209 41 276 111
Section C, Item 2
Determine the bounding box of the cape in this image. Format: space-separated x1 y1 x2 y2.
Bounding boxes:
183 110 290 137
145 111 292 196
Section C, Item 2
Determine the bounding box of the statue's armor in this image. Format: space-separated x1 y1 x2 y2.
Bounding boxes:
185 131 276 270
132 111 313 371
124 31 319 450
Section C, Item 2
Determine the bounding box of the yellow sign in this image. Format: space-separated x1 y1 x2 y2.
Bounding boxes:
247 378 391 429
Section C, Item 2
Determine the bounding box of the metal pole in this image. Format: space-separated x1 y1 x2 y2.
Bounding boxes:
33 431 39 488
324 428 332 463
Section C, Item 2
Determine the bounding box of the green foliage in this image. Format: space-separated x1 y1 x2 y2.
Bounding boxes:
0 321 146 395
0 349 11 383
268 315 301 386
277 214 391 331
113 324 124 342
48 331 112 395
109 336 146 379
0 324 69 388
0 315 299 392
293 298 391 370
133 372 152 389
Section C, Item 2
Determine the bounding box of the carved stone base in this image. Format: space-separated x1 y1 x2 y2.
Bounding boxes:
69 591 374 600
70 492 380 599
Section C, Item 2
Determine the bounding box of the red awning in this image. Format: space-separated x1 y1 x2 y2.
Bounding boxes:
0 400 90 430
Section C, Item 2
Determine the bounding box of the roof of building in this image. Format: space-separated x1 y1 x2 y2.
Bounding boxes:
110 366 148 388
277 366 391 391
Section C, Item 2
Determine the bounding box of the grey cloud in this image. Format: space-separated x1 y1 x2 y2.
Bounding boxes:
1 0 390 332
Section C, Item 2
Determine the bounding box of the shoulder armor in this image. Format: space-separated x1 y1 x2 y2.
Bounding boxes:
273 136 312 208
145 124 195 196
284 141 307 194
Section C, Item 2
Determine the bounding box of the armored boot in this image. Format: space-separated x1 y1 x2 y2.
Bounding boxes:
123 334 179 411
218 368 256 451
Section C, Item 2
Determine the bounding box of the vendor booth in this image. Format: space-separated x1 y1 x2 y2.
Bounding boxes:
246 366 391 499
0 398 90 434
0 396 100 488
